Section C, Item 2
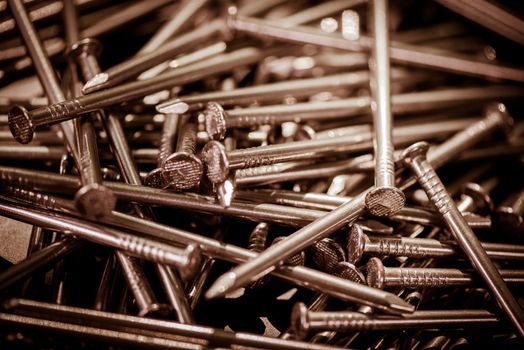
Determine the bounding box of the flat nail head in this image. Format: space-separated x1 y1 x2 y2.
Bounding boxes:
347 224 366 264
74 183 117 219
290 302 310 340
69 38 102 59
366 257 385 289
161 152 203 190
202 140 230 184
401 141 430 165
365 186 405 217
204 102 227 140
8 105 34 144
144 168 170 189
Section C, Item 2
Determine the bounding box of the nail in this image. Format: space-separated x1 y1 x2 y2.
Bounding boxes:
231 15 524 82
3 298 351 350
7 0 79 159
236 189 490 229
0 311 206 349
201 136 374 185
144 113 179 189
157 70 404 115
161 119 203 190
199 86 521 140
366 257 524 289
204 189 370 300
401 141 524 337
348 224 524 264
364 0 405 217
8 47 269 143
399 103 514 190
291 304 500 338
69 37 156 220
310 238 346 272
0 197 201 279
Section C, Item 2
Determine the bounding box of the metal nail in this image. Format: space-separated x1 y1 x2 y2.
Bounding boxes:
401 140 524 337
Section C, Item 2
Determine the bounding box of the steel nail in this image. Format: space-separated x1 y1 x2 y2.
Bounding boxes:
347 224 524 264
365 257 524 289
401 141 524 337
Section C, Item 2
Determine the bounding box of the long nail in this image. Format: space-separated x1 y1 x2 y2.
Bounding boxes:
399 103 514 190
0 198 201 278
156 70 407 114
364 0 405 217
402 141 524 337
8 47 271 142
366 257 524 289
291 304 500 338
231 15 524 82
7 0 79 159
3 298 352 350
348 224 524 264
199 86 521 139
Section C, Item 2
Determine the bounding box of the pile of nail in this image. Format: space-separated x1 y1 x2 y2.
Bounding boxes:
0 0 524 349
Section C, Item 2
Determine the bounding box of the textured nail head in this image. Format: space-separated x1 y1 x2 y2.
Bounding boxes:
74 183 117 220
401 141 430 166
8 105 34 144
204 102 227 140
290 302 309 340
365 257 385 289
202 140 229 184
161 152 203 190
347 224 367 264
69 38 102 60
333 261 366 285
144 168 170 189
311 238 345 272
365 186 405 217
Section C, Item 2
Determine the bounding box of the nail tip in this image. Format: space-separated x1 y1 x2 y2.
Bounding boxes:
82 73 109 93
